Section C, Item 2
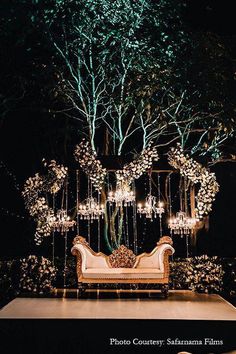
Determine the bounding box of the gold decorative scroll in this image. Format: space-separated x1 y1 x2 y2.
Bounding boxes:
157 236 173 246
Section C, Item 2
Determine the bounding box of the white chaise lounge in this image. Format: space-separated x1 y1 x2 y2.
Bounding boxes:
71 235 175 297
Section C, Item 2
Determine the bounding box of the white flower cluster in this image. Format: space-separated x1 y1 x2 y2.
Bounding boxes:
170 255 224 293
74 139 107 191
22 160 67 245
19 255 57 294
187 255 224 293
43 159 68 194
22 173 44 201
116 145 159 185
28 197 48 216
168 143 219 219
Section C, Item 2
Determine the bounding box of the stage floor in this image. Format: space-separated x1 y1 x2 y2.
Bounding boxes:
0 290 236 320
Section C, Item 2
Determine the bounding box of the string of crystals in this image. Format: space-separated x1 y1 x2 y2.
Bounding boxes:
132 181 138 254
137 171 164 220
97 192 101 252
76 170 80 235
52 194 55 266
157 173 164 237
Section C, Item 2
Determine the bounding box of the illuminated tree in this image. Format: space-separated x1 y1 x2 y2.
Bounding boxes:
28 0 235 164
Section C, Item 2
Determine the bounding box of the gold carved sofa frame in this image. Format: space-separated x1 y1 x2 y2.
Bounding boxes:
71 235 175 297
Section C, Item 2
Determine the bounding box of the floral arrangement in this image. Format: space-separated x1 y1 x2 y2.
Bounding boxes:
168 143 219 219
43 159 68 194
19 255 57 294
74 139 107 191
22 160 68 245
116 145 159 185
108 245 137 268
170 255 224 293
170 259 190 290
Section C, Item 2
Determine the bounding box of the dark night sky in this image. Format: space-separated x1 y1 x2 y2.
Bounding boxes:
0 1 236 258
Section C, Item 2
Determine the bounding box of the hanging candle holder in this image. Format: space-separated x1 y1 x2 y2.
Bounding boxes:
137 195 164 219
137 171 164 221
168 211 198 236
78 197 105 221
107 181 135 207
48 209 76 234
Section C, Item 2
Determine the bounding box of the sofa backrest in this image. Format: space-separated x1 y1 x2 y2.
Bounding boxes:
134 246 160 269
71 236 175 271
75 243 109 269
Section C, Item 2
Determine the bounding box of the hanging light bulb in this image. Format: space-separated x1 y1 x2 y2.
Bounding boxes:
107 181 135 207
48 209 76 234
77 197 105 221
137 195 164 219
137 171 164 220
168 211 198 236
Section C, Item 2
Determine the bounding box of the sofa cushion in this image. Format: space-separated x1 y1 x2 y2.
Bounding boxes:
83 268 164 279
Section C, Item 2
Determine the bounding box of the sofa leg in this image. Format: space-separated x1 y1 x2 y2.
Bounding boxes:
161 284 169 298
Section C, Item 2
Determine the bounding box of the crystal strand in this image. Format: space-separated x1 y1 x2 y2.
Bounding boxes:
76 170 80 235
64 231 68 288
98 192 100 252
184 176 188 215
158 173 163 237
186 233 189 258
132 181 138 254
141 175 147 250
87 178 91 244
52 194 55 266
125 204 129 248
88 219 91 245
168 174 172 217
64 176 69 288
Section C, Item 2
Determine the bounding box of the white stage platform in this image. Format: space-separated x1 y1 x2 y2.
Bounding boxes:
0 290 236 320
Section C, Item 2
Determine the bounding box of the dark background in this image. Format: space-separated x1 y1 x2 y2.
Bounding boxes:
0 0 236 258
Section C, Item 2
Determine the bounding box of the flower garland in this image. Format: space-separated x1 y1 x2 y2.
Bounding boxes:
74 139 107 191
168 143 219 219
22 160 68 245
116 145 159 185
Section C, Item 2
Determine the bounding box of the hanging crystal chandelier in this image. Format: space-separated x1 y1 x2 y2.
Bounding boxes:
107 182 135 207
168 211 198 235
48 209 76 233
137 195 164 219
78 197 105 220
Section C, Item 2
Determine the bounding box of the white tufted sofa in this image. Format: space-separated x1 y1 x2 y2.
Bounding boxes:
71 235 174 297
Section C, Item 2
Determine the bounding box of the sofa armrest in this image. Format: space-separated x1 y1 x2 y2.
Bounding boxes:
71 236 109 271
157 244 175 273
